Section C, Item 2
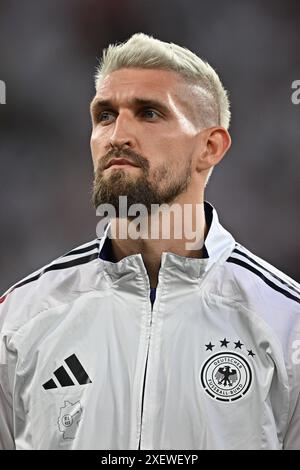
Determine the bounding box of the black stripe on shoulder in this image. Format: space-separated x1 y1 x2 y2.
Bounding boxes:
63 242 100 257
227 257 300 305
233 247 300 296
8 252 99 294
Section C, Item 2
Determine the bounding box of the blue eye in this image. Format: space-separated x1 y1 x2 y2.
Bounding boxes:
98 111 115 122
141 109 158 119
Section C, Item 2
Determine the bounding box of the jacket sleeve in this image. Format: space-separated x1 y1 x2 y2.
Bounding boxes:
283 327 300 450
283 364 300 450
283 391 300 449
0 335 15 449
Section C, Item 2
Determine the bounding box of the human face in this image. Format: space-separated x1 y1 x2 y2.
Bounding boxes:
90 68 200 213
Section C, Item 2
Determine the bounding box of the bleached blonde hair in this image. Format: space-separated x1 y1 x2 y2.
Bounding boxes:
95 33 231 130
95 33 231 186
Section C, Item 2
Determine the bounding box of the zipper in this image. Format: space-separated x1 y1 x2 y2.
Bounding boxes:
138 292 154 450
138 343 150 449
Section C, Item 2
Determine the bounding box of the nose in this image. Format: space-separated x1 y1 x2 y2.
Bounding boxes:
109 112 136 149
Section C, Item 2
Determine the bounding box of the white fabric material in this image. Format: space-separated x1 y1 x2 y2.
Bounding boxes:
0 202 299 450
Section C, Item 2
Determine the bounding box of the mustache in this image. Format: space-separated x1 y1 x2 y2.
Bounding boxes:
96 148 149 173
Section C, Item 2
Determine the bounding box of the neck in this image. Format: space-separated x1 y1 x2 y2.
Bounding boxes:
110 201 207 288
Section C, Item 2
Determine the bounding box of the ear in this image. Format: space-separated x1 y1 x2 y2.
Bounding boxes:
194 127 231 172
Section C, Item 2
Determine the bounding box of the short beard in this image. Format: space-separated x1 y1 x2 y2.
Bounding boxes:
92 148 192 216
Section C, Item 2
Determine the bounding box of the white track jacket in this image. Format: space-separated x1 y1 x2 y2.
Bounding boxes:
0 202 300 450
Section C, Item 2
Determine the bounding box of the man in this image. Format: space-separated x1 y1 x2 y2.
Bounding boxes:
0 33 299 450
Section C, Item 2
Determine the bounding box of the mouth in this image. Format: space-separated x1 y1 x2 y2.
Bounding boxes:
105 158 139 170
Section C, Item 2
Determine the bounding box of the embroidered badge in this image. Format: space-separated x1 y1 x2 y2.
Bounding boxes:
200 338 255 402
57 400 83 439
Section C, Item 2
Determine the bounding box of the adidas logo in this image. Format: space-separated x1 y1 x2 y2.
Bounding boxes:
42 354 92 389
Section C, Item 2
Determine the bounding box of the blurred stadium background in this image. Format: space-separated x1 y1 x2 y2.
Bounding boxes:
0 0 299 293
